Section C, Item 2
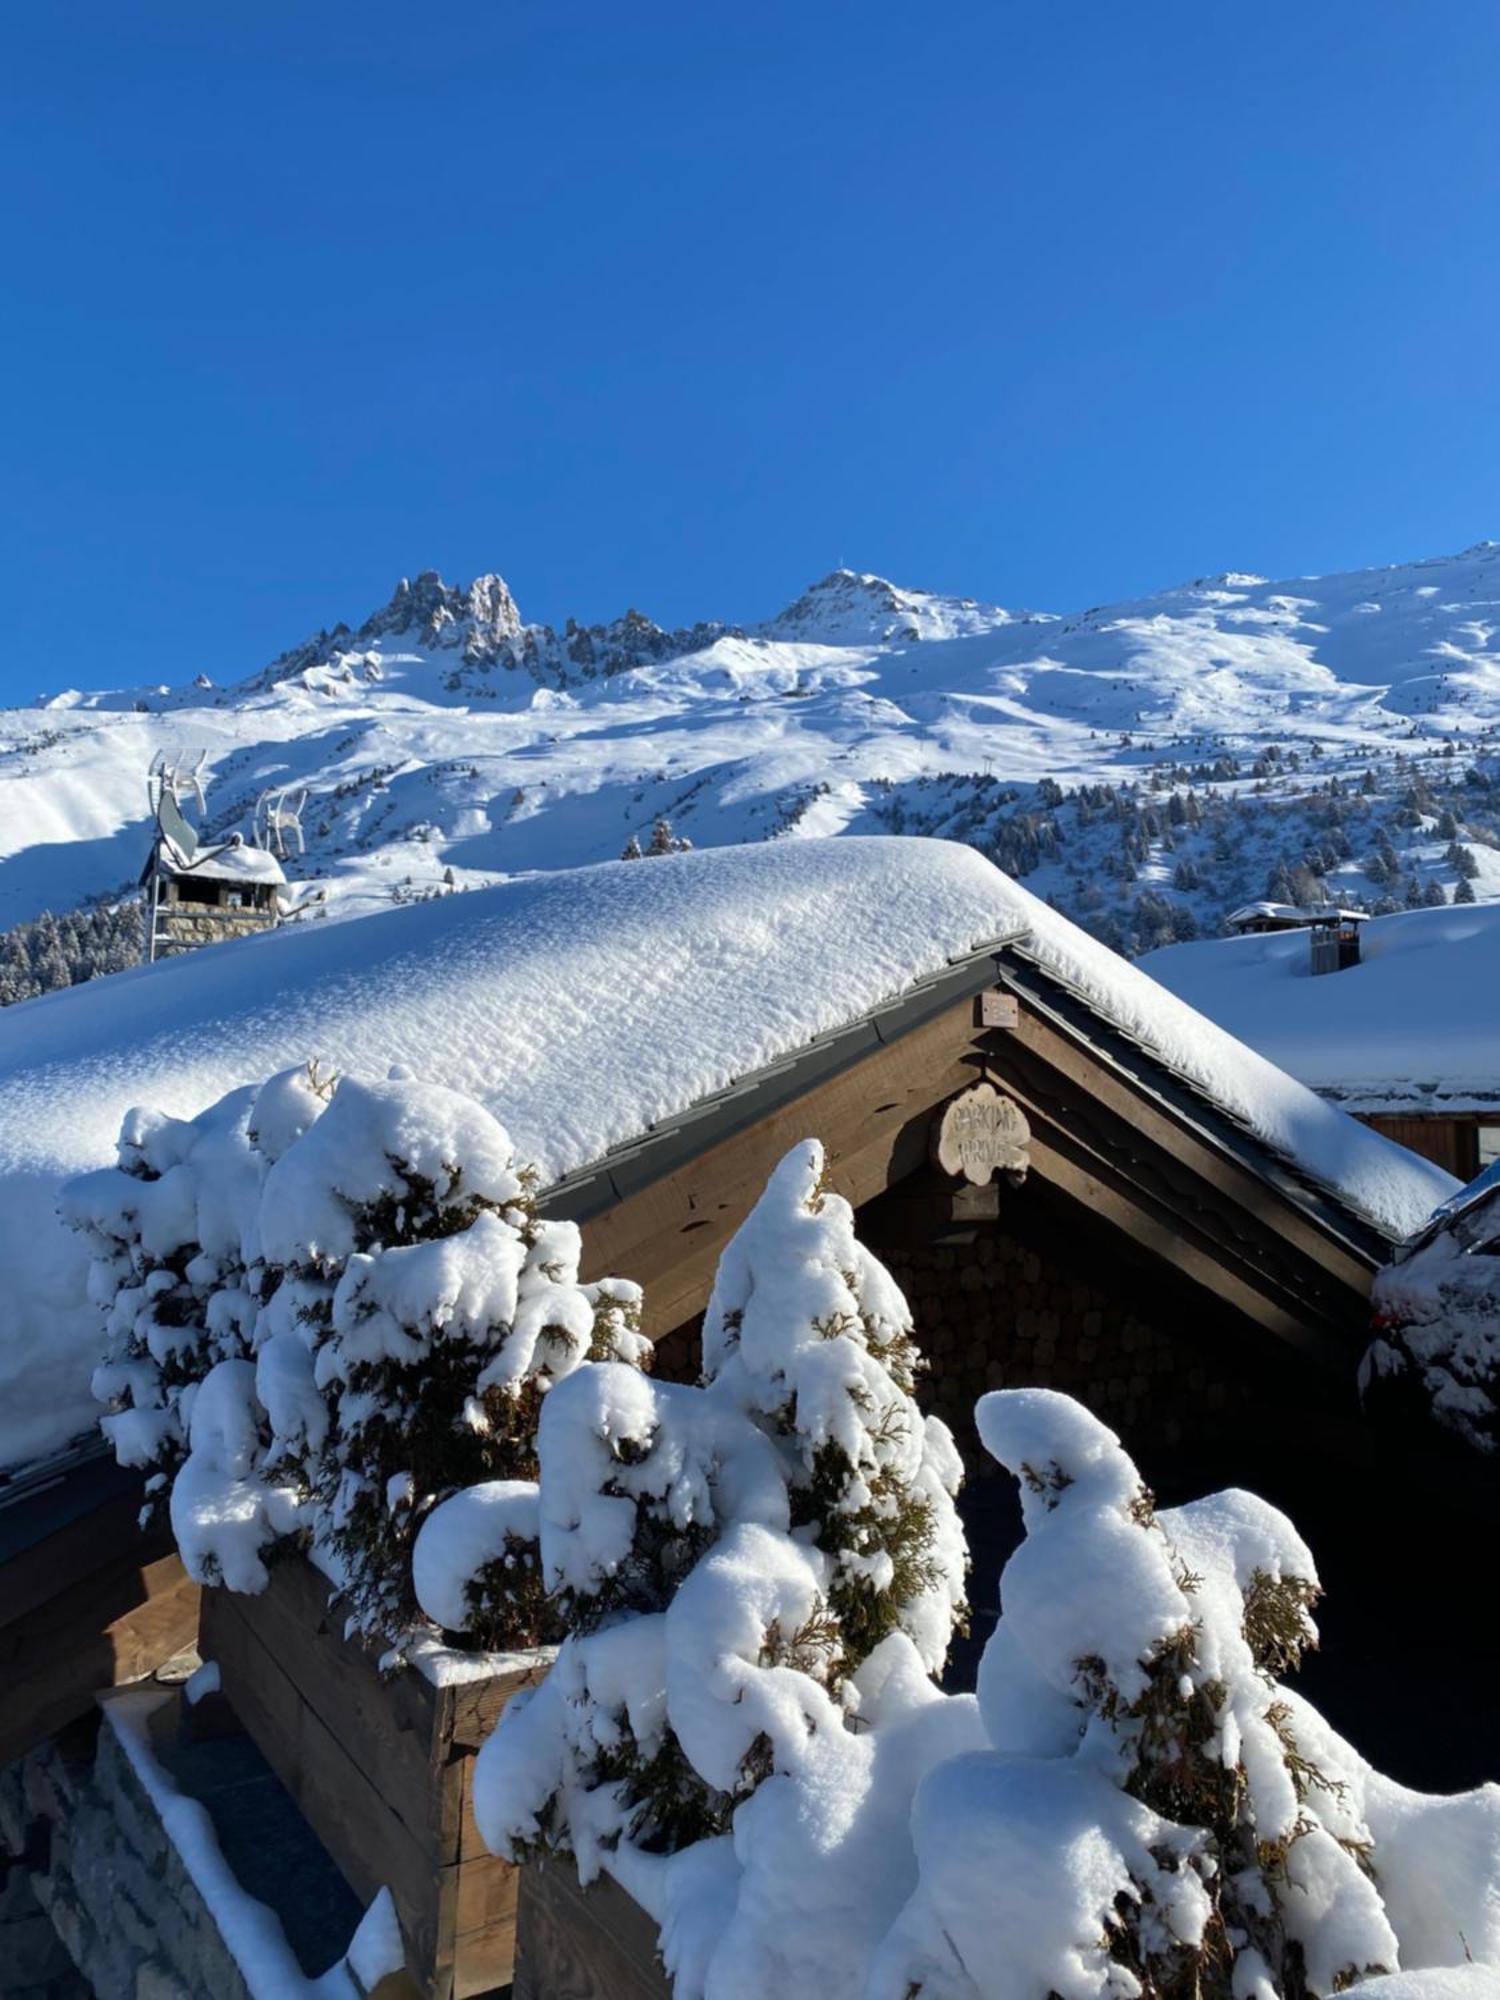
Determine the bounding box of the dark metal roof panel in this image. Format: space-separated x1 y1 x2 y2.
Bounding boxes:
0 1437 131 1563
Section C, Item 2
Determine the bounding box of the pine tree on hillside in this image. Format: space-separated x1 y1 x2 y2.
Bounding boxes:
0 897 143 1007
647 815 691 855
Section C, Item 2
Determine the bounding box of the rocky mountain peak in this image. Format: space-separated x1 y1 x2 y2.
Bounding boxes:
359 570 523 661
761 569 1011 645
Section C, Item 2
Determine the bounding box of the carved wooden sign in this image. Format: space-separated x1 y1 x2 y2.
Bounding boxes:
935 1082 1031 1186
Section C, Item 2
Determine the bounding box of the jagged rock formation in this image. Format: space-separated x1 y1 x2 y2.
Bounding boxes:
254 570 727 694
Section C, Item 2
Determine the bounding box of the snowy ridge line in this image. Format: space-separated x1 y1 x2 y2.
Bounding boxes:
540 929 1029 1223
995 950 1392 1261
14 538 1500 960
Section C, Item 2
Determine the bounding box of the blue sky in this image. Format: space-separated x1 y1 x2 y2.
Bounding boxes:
3 1 1498 698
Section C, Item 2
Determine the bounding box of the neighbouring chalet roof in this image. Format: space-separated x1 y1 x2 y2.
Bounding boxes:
1142 899 1500 1118
0 838 1455 1474
1227 901 1369 931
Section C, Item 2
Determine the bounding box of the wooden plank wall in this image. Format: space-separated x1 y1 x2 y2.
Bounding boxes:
1359 1113 1480 1182
0 1490 198 1769
513 1856 670 2000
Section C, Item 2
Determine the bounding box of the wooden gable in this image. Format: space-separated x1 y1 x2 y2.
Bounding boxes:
543 949 1383 1373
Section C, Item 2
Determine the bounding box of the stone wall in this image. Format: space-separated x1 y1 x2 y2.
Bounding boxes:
0 1703 253 2000
649 1165 1297 1488
858 1168 1297 1481
0 1864 90 2000
153 906 276 959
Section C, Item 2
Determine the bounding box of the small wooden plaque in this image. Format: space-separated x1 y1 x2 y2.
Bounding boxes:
979 990 1019 1030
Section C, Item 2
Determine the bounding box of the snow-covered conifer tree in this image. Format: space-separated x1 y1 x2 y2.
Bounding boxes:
482 1362 795 1862
66 1084 266 1516
702 1139 967 1682
873 1389 1500 2000
258 1069 649 1643
476 1140 969 1885
478 1289 1498 1995
73 1060 649 1650
1366 1196 1500 1456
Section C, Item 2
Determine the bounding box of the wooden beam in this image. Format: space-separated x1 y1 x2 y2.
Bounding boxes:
988 1043 1367 1343
579 995 984 1326
996 1001 1379 1292
1021 1125 1345 1365
0 1546 198 1767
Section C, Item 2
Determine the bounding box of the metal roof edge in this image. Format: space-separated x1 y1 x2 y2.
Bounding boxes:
539 930 1028 1224
993 946 1389 1264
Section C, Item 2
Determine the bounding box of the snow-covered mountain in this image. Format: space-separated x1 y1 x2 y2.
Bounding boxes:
7 542 1500 959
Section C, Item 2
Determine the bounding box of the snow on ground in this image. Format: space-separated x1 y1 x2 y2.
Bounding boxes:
1141 900 1500 1114
0 838 1453 1472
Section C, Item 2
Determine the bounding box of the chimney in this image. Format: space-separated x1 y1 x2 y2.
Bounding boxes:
1309 914 1363 976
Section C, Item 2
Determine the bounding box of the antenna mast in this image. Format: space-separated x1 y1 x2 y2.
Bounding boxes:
145 750 209 964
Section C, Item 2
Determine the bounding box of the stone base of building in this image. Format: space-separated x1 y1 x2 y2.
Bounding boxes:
151 907 277 958
0 1682 367 2000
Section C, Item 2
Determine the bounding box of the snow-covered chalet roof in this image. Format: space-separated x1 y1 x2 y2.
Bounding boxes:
155 834 287 887
1142 900 1500 1118
0 837 1454 1473
1227 901 1369 930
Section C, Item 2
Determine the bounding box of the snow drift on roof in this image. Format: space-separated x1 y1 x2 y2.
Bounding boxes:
0 838 1453 1472
1141 900 1500 1115
168 840 288 887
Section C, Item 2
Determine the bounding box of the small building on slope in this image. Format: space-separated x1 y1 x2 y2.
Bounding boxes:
141 832 287 959
1142 899 1500 1181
